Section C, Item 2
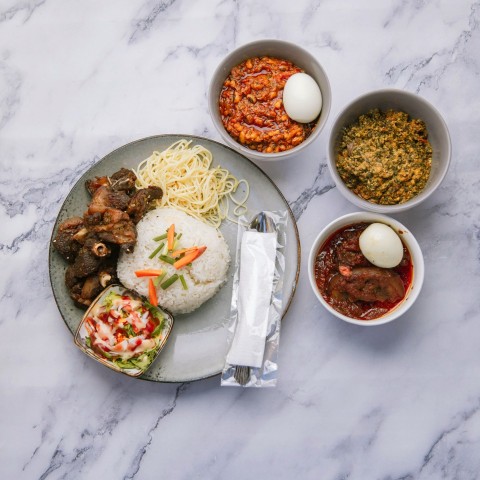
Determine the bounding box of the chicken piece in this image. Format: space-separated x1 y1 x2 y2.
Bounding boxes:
52 216 84 262
328 267 405 303
127 186 163 223
88 186 131 214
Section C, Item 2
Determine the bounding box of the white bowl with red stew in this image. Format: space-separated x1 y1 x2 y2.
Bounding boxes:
308 212 424 326
208 39 331 161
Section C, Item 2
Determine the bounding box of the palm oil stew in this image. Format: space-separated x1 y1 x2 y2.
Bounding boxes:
219 56 315 153
314 223 413 320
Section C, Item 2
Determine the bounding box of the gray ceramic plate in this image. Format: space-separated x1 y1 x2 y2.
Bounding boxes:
49 134 300 382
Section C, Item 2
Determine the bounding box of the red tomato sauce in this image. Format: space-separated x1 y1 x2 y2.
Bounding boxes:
219 56 316 153
314 223 413 320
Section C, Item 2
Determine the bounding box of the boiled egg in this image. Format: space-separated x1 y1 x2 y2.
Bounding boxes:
283 73 322 123
359 223 404 268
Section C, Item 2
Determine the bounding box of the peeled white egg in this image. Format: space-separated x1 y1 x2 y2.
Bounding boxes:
283 73 322 123
359 223 404 268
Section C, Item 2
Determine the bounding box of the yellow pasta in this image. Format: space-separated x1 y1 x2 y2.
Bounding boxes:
134 140 249 228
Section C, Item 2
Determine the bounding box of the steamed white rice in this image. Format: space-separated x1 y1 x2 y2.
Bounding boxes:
117 207 230 314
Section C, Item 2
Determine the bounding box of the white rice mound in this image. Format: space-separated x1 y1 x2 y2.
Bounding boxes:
117 207 230 314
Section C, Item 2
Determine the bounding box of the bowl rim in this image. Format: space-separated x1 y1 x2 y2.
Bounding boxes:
307 211 425 326
208 38 332 161
326 88 452 212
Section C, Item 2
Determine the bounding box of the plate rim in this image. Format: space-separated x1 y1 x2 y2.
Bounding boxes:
48 133 301 383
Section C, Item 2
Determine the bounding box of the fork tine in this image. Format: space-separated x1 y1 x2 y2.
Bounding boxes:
234 365 251 386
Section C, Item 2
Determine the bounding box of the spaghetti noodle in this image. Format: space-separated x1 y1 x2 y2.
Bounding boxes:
134 140 249 228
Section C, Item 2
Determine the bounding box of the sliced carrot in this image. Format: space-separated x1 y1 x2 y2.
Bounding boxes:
167 224 175 251
135 269 164 278
148 278 158 306
174 246 207 269
171 247 198 258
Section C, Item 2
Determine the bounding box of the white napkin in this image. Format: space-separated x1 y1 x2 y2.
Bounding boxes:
226 231 277 368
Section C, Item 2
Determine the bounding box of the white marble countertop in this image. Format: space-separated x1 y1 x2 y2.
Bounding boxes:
2 1 480 478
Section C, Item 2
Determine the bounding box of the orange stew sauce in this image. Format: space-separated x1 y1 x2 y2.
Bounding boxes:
219 56 315 153
314 223 413 320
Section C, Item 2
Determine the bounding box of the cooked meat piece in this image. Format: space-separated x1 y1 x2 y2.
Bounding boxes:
336 228 370 267
65 261 118 309
85 175 110 196
98 269 115 288
72 227 89 244
72 246 103 278
83 234 111 258
328 267 405 303
88 186 131 214
127 186 163 223
87 208 137 252
65 264 81 289
85 169 137 196
81 275 103 302
109 168 137 194
58 168 144 309
70 289 93 308
52 216 84 262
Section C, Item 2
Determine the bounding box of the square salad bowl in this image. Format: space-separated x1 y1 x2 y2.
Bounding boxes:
74 284 174 377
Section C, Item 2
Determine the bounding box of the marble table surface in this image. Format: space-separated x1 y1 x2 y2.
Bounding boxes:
2 1 480 478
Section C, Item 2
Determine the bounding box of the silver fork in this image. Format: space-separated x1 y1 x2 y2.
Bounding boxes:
233 365 250 386
233 211 276 386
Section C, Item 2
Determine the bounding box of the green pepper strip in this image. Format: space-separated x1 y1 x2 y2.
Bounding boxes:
161 274 179 290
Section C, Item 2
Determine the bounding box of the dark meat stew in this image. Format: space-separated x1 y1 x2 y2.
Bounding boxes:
52 168 162 308
314 223 413 320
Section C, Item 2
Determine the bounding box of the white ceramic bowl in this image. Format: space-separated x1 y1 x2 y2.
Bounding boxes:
327 89 451 213
308 212 424 326
208 39 331 161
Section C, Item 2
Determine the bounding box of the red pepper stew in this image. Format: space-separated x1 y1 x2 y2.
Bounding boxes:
219 56 316 153
314 223 413 320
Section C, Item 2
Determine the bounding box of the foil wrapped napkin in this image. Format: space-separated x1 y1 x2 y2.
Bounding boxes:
226 230 277 368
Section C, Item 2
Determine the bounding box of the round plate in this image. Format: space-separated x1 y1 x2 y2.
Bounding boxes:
49 134 300 382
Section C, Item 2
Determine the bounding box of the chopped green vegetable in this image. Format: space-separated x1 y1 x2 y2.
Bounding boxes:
124 324 135 337
153 271 167 286
179 274 188 290
152 321 164 337
159 255 175 265
103 291 119 310
113 358 137 369
161 274 179 289
129 351 155 369
85 336 92 348
154 231 181 242
149 242 165 259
